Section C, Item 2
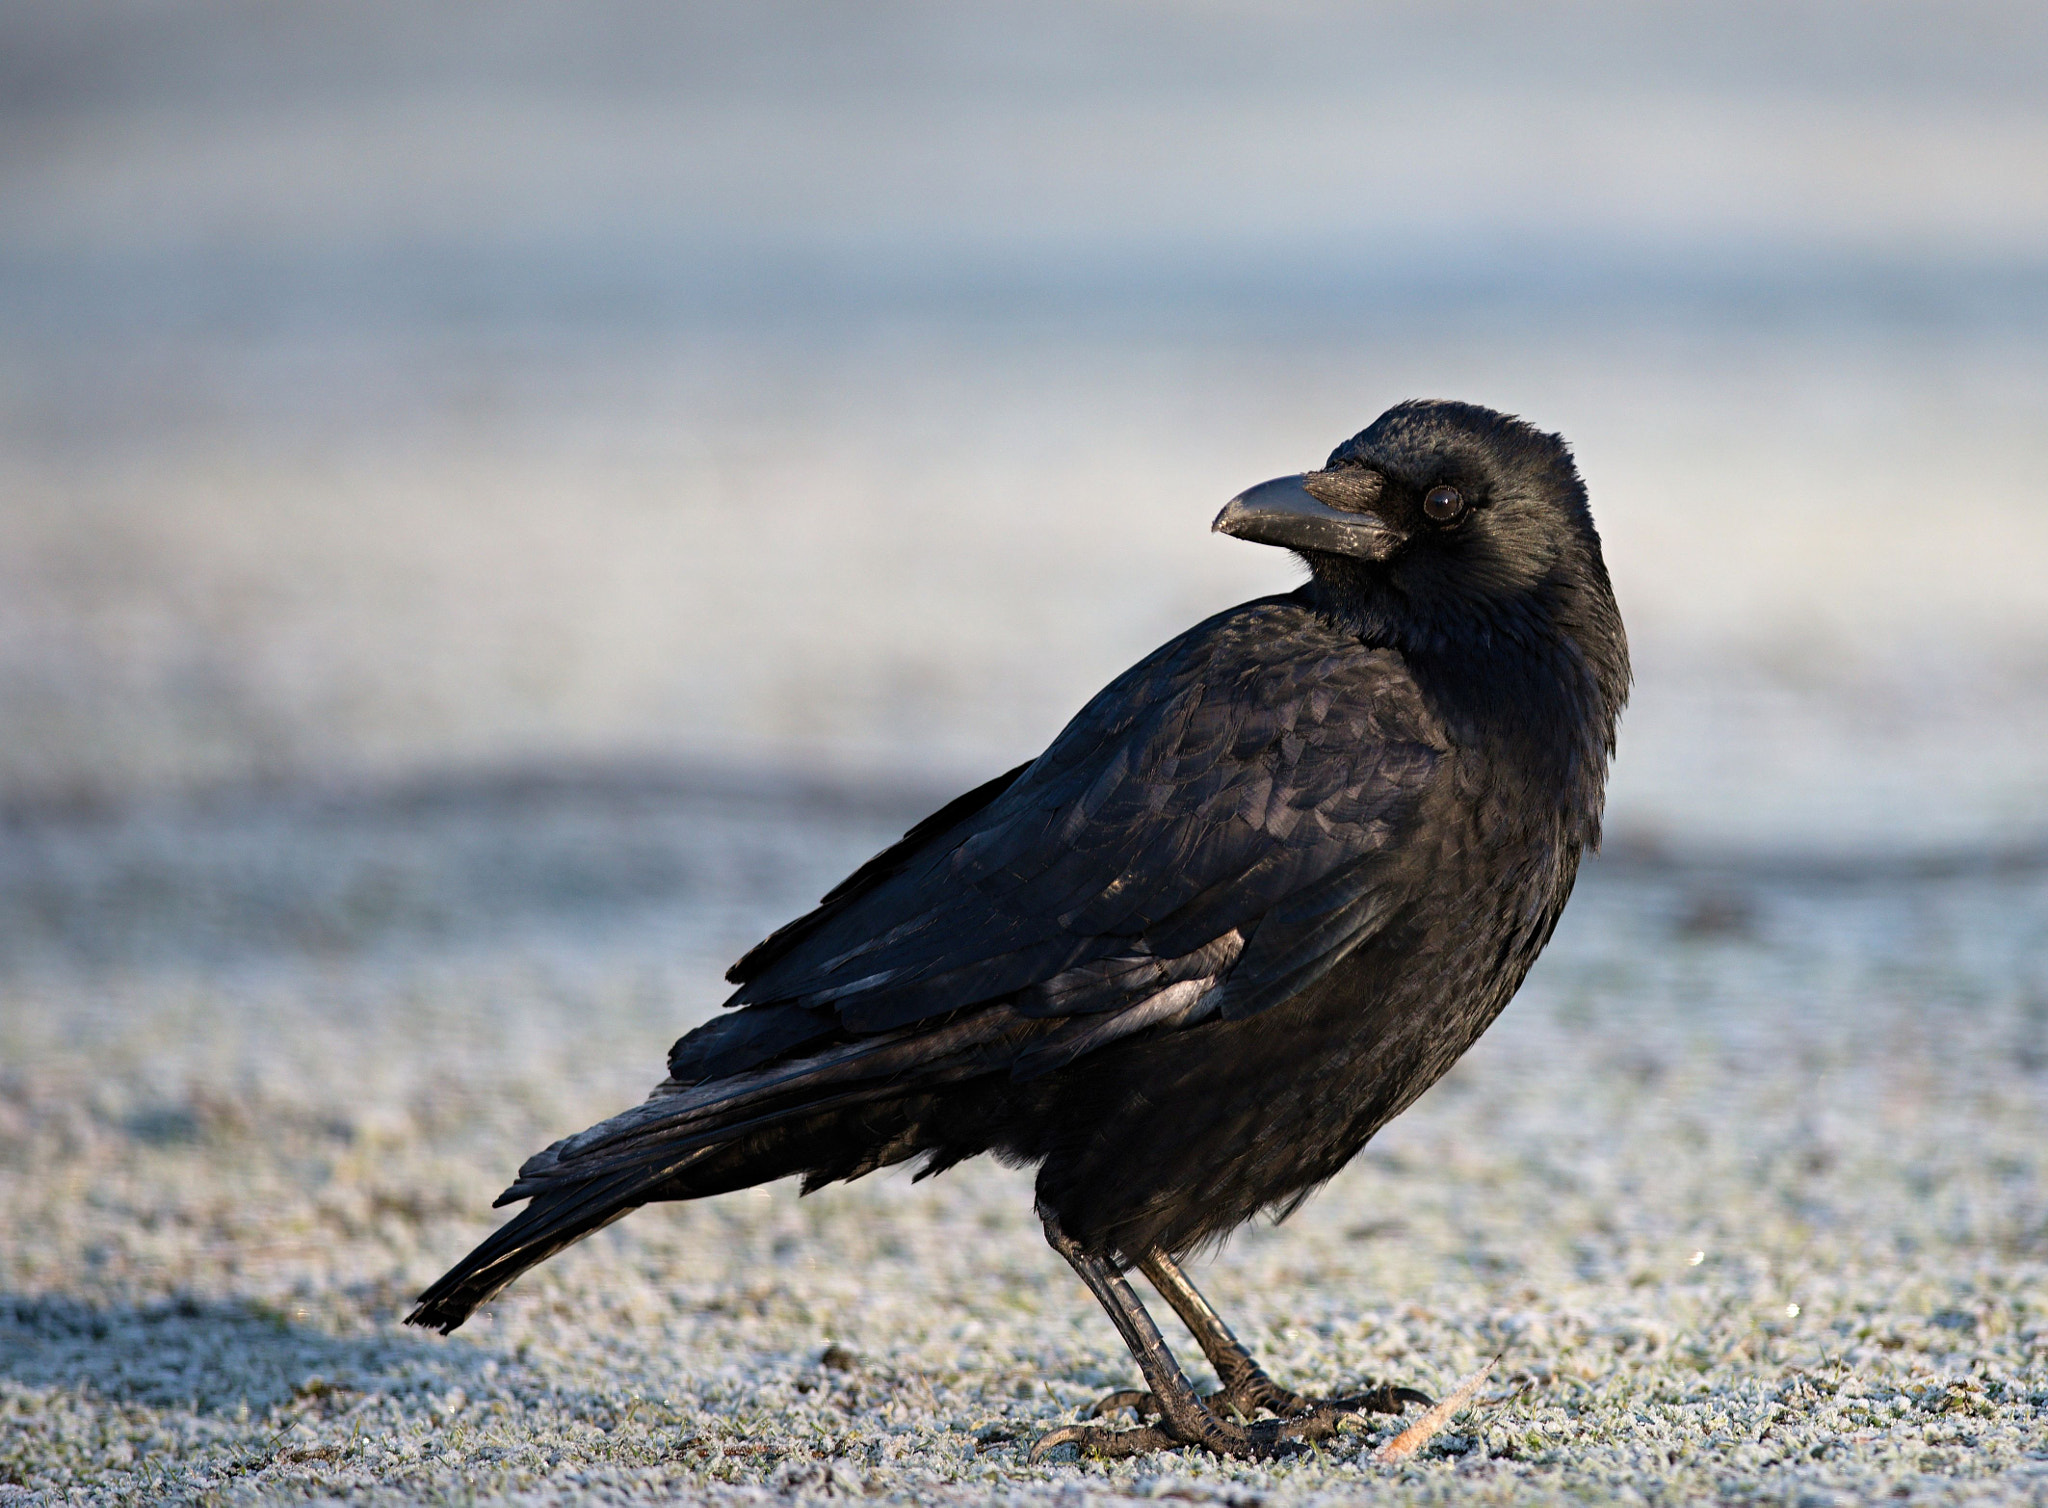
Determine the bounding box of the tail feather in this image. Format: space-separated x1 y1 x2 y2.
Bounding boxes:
403 1020 1026 1333
405 1165 673 1333
409 1071 966 1332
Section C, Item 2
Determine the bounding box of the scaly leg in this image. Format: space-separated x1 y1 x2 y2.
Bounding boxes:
1088 1249 1430 1425
1029 1217 1423 1462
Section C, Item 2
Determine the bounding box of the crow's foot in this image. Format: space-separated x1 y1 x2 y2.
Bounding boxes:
1030 1385 1427 1462
1032 1215 1433 1463
1088 1376 1429 1424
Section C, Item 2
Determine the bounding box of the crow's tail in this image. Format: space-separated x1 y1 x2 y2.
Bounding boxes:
405 1166 655 1334
403 1093 842 1334
406 1003 1044 1334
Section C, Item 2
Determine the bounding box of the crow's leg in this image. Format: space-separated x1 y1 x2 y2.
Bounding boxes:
1087 1249 1433 1425
1087 1250 1308 1419
1029 1216 1398 1462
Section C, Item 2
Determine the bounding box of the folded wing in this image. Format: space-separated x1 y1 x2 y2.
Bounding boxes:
727 595 1444 1033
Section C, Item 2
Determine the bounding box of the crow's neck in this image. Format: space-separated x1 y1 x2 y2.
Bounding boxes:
1299 572 1628 847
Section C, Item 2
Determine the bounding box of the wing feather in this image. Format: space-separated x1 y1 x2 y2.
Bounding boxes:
720 594 1445 1042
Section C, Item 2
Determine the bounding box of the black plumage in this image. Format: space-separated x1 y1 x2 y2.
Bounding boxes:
408 399 1629 1459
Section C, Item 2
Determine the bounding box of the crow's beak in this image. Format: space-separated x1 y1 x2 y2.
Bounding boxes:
1211 473 1404 561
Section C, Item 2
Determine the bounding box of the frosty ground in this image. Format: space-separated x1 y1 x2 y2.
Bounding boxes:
3 775 2044 1506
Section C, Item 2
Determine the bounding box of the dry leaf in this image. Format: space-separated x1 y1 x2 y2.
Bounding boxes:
1372 1357 1498 1464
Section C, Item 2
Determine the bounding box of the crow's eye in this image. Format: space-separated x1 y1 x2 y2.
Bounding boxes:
1423 485 1464 522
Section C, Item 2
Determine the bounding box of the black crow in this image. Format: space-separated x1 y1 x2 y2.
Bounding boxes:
408 399 1629 1460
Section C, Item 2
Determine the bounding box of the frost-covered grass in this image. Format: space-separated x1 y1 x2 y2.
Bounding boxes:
3 786 2045 1505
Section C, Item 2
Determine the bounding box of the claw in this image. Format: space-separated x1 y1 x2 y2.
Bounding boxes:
1325 1383 1434 1415
1029 1422 1178 1462
1088 1388 1155 1418
1027 1424 1089 1463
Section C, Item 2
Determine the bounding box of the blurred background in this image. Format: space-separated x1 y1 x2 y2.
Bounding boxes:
4 6 2048 1498
5 0 2045 849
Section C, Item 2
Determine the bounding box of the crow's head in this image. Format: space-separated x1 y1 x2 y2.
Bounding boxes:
1215 400 1626 682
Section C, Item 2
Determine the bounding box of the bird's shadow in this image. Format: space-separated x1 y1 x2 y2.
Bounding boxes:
0 1290 496 1417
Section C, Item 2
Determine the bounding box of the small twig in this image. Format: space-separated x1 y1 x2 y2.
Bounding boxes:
1372 1357 1498 1464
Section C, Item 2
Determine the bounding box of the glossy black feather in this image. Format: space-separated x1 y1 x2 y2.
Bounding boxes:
724 600 1441 1034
